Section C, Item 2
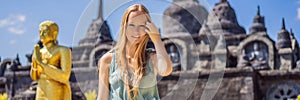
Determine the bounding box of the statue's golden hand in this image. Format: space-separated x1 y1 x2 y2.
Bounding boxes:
33 44 42 65
31 44 42 81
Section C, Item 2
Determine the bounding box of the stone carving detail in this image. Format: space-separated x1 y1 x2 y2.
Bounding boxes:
248 42 269 68
266 82 300 100
238 42 270 70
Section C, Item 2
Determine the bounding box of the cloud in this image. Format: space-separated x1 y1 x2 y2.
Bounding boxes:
0 15 26 27
17 15 26 22
298 8 300 20
9 40 17 45
0 14 26 35
8 27 25 35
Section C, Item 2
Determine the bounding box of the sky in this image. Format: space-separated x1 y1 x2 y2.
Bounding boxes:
1 0 300 65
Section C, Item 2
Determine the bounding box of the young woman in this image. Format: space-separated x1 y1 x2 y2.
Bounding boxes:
98 4 172 100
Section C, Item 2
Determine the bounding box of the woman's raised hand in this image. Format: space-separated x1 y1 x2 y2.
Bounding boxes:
145 21 161 42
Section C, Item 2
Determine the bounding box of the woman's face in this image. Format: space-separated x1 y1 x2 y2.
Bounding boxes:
126 11 148 45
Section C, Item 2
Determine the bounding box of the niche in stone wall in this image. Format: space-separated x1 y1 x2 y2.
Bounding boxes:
239 41 270 70
237 33 275 70
165 43 181 71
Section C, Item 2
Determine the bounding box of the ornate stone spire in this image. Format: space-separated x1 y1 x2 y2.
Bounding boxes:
79 0 112 46
276 18 292 49
163 0 208 35
255 6 262 23
98 0 103 20
201 0 245 35
290 28 295 40
282 18 286 30
290 28 299 50
221 0 227 3
14 53 21 66
249 5 267 34
16 53 20 63
257 5 260 16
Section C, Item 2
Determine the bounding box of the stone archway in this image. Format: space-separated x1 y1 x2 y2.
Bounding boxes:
89 44 113 67
163 38 188 70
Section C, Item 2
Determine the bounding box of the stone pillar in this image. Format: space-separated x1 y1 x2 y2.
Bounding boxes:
278 48 294 70
213 50 227 69
213 36 227 69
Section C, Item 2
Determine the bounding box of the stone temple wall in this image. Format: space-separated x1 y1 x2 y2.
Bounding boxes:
4 66 300 100
157 67 300 100
157 67 255 100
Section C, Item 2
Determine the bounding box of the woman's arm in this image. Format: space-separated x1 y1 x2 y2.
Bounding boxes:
97 52 112 100
146 22 173 76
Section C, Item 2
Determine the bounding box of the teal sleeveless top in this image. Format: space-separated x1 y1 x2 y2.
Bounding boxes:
109 52 160 100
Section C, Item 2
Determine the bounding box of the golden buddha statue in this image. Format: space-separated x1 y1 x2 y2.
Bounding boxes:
30 20 72 100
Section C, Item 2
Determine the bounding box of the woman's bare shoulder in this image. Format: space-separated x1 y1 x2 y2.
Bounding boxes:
98 50 114 69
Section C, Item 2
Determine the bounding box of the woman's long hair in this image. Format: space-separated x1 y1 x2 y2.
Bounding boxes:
115 4 151 99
